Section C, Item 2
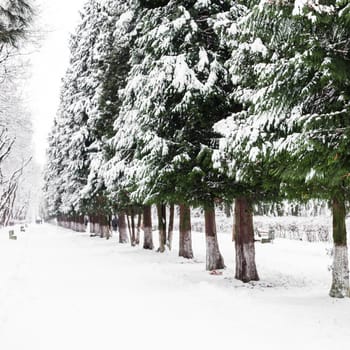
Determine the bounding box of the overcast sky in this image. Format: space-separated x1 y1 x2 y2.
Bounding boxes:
28 0 87 164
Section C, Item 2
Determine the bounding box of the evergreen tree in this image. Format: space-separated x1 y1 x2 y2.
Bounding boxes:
43 120 65 219
106 0 244 267
44 0 138 235
219 0 350 296
83 0 136 235
44 0 108 226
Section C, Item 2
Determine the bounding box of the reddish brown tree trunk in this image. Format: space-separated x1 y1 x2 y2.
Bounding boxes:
118 211 128 243
143 205 153 250
179 204 193 259
205 205 225 271
167 204 174 250
234 197 259 282
157 204 166 252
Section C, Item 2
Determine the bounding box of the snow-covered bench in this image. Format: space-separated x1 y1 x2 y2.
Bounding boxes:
9 230 17 240
254 228 274 243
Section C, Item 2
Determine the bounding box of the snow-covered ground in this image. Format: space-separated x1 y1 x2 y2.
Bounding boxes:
0 223 349 350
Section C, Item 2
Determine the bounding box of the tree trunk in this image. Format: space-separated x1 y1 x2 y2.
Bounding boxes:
143 205 153 250
75 216 79 231
93 216 98 234
99 214 104 238
92 216 96 234
157 203 166 252
118 211 128 243
75 216 79 232
90 215 96 235
329 196 350 298
77 215 82 232
167 204 174 250
94 215 100 236
126 211 134 246
234 197 259 282
81 216 85 232
179 204 193 259
205 205 225 271
131 208 136 246
105 215 111 240
136 212 142 245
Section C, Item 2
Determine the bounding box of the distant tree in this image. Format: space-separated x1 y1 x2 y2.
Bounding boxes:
44 0 137 235
83 0 136 238
0 0 34 226
43 119 65 219
44 0 111 226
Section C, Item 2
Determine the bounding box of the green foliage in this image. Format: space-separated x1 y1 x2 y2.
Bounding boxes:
216 0 350 204
44 0 350 219
106 0 244 209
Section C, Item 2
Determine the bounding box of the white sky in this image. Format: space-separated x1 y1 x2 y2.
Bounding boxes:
28 0 87 164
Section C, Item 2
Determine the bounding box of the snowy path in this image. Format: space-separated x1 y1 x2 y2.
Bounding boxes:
0 224 349 350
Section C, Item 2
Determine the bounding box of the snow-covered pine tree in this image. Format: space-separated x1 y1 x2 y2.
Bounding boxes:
44 0 109 230
101 1 157 248
218 0 350 296
106 0 244 268
43 120 65 221
0 0 32 45
82 0 137 241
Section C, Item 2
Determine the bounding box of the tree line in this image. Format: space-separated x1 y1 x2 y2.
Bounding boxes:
43 0 350 298
0 0 34 226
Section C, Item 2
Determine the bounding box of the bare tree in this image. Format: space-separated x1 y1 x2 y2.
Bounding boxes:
0 128 31 225
0 0 37 225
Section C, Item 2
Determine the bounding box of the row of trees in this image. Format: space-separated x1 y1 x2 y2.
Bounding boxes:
43 0 350 298
0 0 35 225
